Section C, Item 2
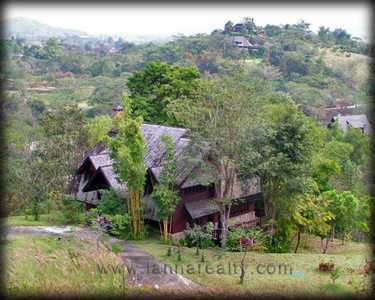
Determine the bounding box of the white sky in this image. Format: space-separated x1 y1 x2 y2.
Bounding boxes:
3 2 372 41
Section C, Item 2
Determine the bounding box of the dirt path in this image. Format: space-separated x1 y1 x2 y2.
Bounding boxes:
5 226 203 289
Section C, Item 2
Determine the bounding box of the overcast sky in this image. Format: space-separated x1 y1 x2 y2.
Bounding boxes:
3 2 372 41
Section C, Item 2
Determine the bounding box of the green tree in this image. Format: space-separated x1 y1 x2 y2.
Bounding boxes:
325 190 368 246
39 104 90 194
313 158 341 192
104 96 147 238
151 135 181 243
126 60 202 126
224 21 233 34
83 115 113 147
44 37 62 59
87 57 115 77
253 104 323 236
171 75 265 248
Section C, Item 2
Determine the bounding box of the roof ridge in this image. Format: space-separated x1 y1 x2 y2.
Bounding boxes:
141 122 187 130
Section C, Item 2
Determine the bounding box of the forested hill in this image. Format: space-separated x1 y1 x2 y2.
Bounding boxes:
2 17 373 125
4 17 91 41
4 17 174 44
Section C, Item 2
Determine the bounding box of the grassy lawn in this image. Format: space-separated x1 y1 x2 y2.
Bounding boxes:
132 233 374 297
2 214 83 226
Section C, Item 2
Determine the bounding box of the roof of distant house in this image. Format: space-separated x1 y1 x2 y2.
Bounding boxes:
231 36 252 48
330 114 372 134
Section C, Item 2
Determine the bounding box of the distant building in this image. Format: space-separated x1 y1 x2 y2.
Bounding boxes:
328 114 373 134
231 36 252 48
109 47 119 53
233 23 244 33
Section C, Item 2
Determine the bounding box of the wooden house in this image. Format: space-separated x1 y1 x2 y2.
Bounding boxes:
72 107 263 242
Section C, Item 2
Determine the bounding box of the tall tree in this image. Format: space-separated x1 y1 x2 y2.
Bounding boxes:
40 104 90 193
151 135 181 242
171 75 264 248
104 96 147 238
126 60 202 126
240 104 323 235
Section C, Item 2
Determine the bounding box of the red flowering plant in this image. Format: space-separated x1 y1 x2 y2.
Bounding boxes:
347 260 374 292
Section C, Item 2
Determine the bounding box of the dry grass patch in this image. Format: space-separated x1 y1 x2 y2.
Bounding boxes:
4 235 126 296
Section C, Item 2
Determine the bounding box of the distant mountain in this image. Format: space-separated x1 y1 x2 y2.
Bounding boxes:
4 17 91 40
3 17 174 45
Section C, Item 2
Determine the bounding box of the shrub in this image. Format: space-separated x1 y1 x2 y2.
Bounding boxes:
31 200 41 221
94 189 126 215
105 214 130 239
263 231 291 253
60 194 85 224
227 227 247 250
184 222 215 249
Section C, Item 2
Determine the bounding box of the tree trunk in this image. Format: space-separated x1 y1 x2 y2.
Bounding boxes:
220 216 227 249
163 217 168 243
169 214 173 240
269 178 279 238
239 240 247 284
323 238 330 254
342 230 346 245
240 260 245 284
323 228 333 254
331 225 335 242
294 228 301 254
158 221 163 240
137 190 142 234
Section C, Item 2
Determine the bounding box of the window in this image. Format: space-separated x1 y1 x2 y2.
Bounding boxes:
184 185 207 195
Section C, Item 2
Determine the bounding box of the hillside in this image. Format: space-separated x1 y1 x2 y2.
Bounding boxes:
4 17 174 45
4 17 91 40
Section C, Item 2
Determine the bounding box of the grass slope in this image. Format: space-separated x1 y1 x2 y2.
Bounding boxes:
2 214 84 226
